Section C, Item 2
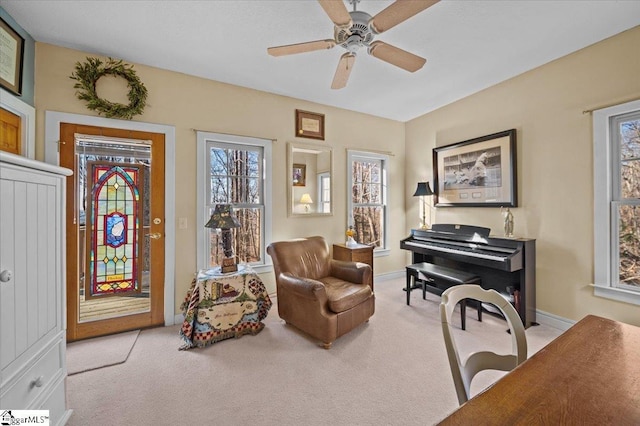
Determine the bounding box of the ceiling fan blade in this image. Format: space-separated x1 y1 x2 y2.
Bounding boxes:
267 39 336 57
368 41 426 72
318 0 352 29
331 53 356 89
370 0 440 34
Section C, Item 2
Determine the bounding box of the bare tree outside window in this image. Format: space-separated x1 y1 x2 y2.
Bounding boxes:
618 117 640 288
350 154 387 248
208 146 263 267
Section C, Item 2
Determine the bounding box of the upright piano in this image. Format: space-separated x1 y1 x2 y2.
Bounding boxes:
401 224 536 327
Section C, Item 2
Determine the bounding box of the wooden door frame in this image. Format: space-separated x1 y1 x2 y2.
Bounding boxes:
44 112 176 331
61 124 165 340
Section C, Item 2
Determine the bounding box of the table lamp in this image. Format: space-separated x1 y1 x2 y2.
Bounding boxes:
300 193 313 213
205 204 241 273
413 182 434 230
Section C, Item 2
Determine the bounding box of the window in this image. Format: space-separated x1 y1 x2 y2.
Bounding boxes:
347 150 389 253
197 132 272 272
593 99 640 305
317 172 331 213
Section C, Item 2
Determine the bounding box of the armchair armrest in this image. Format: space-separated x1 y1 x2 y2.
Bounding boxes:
278 273 328 301
330 260 372 285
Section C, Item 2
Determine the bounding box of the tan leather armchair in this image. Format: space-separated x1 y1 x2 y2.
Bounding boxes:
267 236 375 349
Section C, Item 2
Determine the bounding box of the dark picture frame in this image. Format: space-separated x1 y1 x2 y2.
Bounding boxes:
0 17 24 96
433 129 517 207
295 109 325 140
292 163 306 186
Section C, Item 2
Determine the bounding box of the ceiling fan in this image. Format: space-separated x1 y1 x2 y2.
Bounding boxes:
267 0 439 89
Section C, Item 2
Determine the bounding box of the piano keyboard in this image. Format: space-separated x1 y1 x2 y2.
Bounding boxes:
403 241 509 262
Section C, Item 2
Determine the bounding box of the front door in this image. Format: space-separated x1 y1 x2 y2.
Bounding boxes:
60 123 165 341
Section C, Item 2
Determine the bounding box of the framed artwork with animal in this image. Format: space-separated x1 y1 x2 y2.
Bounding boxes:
433 129 517 207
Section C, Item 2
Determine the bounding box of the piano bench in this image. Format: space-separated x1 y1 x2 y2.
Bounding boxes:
405 262 482 330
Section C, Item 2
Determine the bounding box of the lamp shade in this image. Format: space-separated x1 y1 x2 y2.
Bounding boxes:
413 182 434 197
205 204 241 229
300 193 313 204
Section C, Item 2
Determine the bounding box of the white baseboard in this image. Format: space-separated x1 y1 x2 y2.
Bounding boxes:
534 309 574 331
374 270 405 282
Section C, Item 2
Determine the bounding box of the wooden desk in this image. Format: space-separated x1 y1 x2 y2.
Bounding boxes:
438 315 640 424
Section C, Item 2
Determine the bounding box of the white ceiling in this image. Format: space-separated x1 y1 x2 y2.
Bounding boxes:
3 0 640 121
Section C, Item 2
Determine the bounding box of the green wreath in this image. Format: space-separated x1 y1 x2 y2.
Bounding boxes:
70 57 148 120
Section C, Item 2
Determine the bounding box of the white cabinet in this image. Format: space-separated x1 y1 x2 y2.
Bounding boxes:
0 152 72 425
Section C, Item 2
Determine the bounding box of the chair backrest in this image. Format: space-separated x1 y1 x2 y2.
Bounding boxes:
266 236 331 281
439 284 527 405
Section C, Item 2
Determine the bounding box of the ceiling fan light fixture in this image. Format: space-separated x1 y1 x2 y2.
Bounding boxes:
335 10 374 51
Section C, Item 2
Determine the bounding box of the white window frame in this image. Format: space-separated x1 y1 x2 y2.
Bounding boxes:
196 131 272 273
347 150 389 256
317 171 331 214
593 99 640 305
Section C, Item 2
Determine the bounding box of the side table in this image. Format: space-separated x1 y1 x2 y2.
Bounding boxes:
179 265 272 349
333 243 374 289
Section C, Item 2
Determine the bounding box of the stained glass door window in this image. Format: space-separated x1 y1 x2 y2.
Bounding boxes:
84 162 145 299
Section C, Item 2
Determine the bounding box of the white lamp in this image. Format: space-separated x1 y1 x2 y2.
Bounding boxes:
300 193 313 213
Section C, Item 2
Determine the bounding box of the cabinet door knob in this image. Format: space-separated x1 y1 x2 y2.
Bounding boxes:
0 269 12 283
31 375 44 388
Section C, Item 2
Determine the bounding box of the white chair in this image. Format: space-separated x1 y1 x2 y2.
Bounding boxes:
440 284 527 405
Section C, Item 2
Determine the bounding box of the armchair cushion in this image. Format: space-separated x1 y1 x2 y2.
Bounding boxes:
320 276 372 313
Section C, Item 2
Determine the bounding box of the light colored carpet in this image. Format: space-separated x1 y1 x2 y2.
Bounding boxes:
66 330 140 375
65 276 561 425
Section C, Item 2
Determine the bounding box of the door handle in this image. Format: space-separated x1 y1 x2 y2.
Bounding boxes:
149 232 162 239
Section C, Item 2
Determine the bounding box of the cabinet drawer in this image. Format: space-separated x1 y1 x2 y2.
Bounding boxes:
1 341 63 408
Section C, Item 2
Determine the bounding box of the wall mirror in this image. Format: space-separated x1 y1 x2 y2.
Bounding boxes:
287 142 333 217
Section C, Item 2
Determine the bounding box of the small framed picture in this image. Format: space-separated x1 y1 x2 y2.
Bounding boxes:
0 17 25 96
295 109 325 140
292 163 306 186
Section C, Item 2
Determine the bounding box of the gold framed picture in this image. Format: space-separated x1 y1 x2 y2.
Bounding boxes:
295 109 325 140
292 163 306 186
0 18 24 96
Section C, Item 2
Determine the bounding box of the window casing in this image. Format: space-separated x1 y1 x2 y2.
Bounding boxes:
317 172 331 214
197 132 272 273
593 99 640 305
347 150 389 254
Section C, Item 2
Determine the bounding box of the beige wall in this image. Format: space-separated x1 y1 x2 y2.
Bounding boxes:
34 43 406 315
406 26 640 326
34 26 640 325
